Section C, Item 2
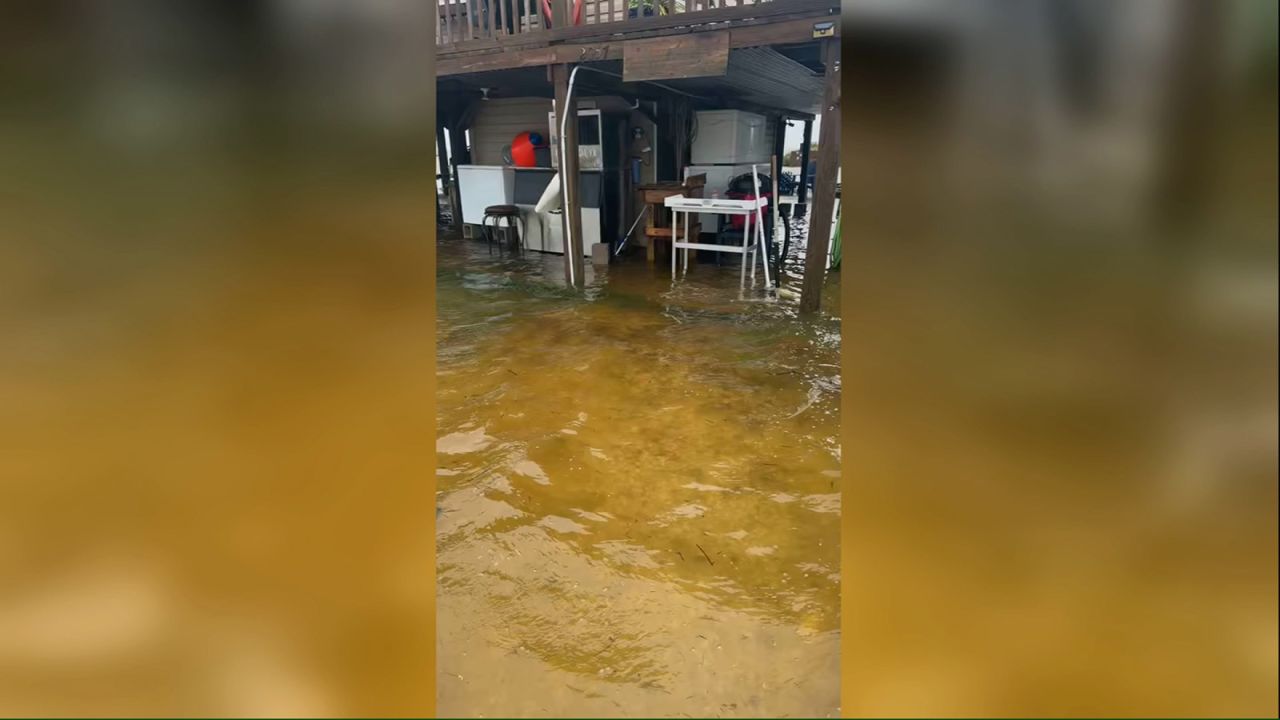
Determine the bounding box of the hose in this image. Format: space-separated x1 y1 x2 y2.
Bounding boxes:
614 205 650 256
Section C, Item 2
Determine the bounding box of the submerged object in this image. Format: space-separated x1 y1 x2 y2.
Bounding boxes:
535 173 561 213
829 214 841 269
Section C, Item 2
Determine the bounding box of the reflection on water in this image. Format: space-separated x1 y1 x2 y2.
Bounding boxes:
436 234 841 718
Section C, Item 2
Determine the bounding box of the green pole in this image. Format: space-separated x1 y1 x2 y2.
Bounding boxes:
829 212 841 269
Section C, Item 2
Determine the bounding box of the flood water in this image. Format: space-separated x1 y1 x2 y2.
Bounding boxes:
435 227 841 718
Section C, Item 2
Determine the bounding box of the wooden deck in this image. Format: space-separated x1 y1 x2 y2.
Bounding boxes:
441 0 770 46
436 0 838 77
437 0 837 57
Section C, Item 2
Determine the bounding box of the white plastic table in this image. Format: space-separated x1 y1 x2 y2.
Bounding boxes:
663 195 770 288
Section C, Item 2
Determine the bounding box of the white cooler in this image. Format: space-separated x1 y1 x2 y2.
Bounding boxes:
457 165 515 226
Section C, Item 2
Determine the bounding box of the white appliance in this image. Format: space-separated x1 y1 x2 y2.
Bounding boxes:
457 165 515 225
513 168 604 258
519 208 600 257
691 110 769 165
548 108 604 170
683 163 762 231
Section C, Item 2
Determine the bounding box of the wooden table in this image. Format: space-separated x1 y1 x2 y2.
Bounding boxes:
636 176 703 265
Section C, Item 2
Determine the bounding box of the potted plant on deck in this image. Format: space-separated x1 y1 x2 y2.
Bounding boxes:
629 0 686 18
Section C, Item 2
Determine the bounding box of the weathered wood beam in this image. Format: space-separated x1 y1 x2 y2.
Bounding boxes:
440 0 835 54
577 13 835 55
438 39 551 59
547 0 837 43
623 32 730 82
438 43 622 75
799 38 839 314
723 15 837 50
436 14 839 74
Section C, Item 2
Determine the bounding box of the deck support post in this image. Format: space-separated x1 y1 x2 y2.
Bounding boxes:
771 114 787 279
799 38 840 314
553 63 585 287
436 123 452 226
795 117 814 217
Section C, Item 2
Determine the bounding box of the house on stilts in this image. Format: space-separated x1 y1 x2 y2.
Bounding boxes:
435 0 841 311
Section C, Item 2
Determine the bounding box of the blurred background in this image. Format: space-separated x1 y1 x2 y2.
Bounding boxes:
1 1 436 715
841 0 1277 716
0 0 1275 717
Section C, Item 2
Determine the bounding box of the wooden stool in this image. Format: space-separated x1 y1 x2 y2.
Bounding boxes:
482 204 525 255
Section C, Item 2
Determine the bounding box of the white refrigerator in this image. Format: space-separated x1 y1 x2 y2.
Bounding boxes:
685 110 772 234
690 110 770 166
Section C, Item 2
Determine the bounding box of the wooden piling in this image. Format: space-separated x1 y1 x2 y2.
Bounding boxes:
436 124 452 225
553 63 585 288
795 117 813 217
799 39 840 314
771 114 786 281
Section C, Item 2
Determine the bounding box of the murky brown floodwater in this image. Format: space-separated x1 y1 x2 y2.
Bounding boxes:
435 231 841 718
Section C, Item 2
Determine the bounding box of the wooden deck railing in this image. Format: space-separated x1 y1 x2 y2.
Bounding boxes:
437 0 779 48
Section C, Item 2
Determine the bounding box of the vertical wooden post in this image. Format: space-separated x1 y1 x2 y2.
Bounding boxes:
799 39 840 314
795 117 813 217
771 114 785 280
448 128 465 230
553 63 585 287
436 123 452 226
672 98 689 182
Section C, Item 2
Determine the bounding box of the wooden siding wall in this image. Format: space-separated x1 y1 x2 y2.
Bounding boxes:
468 97 553 165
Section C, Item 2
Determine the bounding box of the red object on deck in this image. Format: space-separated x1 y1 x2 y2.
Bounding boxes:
511 131 544 167
537 0 582 28
725 192 768 230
